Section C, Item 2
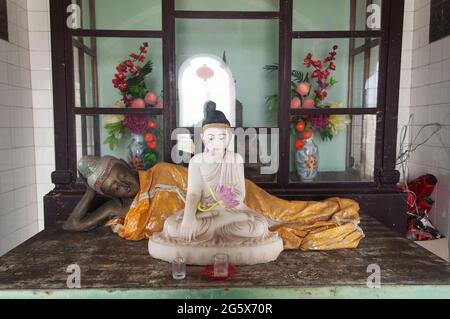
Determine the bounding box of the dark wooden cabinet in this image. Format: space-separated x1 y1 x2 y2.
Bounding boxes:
45 0 407 233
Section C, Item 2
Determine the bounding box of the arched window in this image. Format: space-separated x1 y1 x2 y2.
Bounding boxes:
178 54 236 127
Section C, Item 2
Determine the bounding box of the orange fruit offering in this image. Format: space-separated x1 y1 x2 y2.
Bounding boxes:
295 140 305 150
302 131 313 139
147 121 158 129
147 140 158 149
296 121 305 132
144 133 155 142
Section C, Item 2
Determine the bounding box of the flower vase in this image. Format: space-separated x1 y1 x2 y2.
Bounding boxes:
128 133 146 171
295 137 319 181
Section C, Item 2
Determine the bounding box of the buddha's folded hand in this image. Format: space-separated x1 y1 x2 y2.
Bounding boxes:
179 214 198 242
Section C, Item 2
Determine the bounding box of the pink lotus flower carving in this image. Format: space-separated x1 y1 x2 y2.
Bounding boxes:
215 185 239 209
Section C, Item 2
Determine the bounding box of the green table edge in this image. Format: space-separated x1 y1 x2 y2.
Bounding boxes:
0 285 449 299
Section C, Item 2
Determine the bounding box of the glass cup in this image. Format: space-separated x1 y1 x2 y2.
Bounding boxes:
172 256 186 280
213 254 229 278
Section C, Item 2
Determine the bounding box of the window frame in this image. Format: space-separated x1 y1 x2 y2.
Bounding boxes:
49 0 404 195
0 0 8 41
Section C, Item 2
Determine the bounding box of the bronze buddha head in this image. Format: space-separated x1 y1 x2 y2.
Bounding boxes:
78 155 139 199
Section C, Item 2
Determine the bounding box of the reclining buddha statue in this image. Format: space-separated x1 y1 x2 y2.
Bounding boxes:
65 101 364 265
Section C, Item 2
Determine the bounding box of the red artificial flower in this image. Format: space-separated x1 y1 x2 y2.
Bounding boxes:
115 72 126 80
311 69 324 80
300 44 338 105
130 53 140 60
314 89 322 98
119 83 128 93
303 53 313 67
312 60 323 69
116 64 126 72
318 80 329 89
122 96 133 104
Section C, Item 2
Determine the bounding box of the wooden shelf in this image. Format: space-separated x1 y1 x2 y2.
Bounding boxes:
289 170 373 183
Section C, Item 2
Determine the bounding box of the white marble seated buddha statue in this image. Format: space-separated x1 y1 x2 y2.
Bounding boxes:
148 101 283 265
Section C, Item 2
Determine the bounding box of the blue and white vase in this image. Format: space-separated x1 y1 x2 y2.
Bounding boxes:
295 137 319 181
127 133 146 170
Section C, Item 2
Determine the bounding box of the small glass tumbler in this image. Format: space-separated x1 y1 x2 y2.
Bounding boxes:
172 257 186 280
213 254 229 278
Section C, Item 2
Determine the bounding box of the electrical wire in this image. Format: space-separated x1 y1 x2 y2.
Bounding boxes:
396 113 442 219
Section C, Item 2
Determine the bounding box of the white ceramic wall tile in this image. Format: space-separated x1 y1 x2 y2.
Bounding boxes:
30 51 50 70
32 89 52 108
442 38 450 61
30 70 51 90
414 0 430 11
401 69 412 89
35 164 53 185
402 31 413 51
0 62 8 84
16 6 28 30
442 60 450 82
399 88 411 107
0 191 15 216
397 0 450 248
33 108 53 127
0 41 8 62
404 0 415 12
403 11 414 32
28 11 49 32
429 62 443 84
418 25 430 48
27 0 47 12
430 40 443 64
414 5 430 30
34 127 54 147
35 147 54 165
7 1 18 24
28 31 49 51
401 49 413 69
0 0 52 256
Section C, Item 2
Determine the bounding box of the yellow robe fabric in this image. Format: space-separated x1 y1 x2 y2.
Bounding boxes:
113 162 364 250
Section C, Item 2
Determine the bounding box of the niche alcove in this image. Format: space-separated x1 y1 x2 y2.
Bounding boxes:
46 0 406 233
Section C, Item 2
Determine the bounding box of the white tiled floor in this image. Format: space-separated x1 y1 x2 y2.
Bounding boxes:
416 239 449 261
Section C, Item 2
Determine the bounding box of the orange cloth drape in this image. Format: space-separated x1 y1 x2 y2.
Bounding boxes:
114 162 364 250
